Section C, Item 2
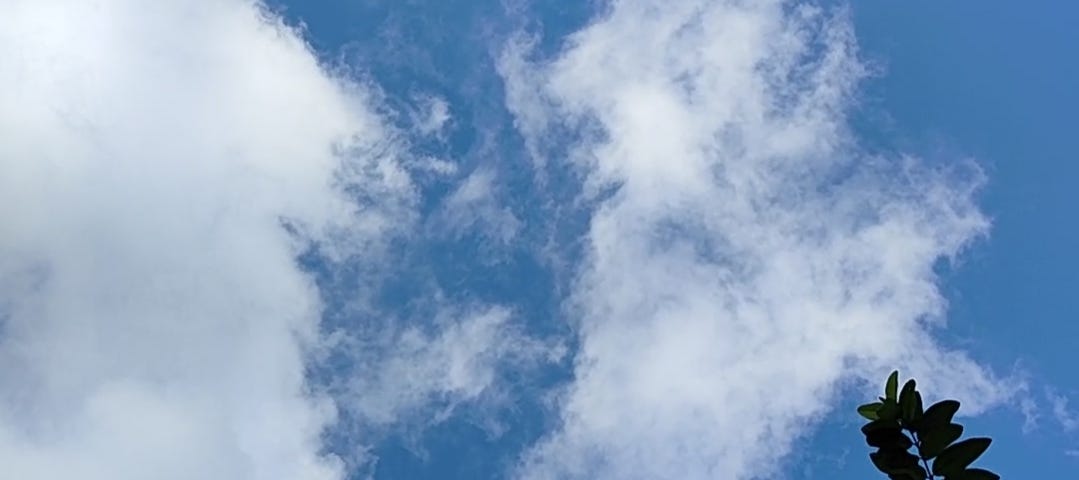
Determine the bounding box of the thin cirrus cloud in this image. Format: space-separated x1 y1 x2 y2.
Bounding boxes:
329 305 554 430
502 1 1011 479
1048 389 1079 432
0 0 527 479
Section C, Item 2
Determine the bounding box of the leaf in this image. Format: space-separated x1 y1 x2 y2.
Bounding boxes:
932 437 992 476
869 452 888 471
886 370 899 402
862 419 909 450
921 400 961 431
899 379 916 402
865 427 913 450
912 392 924 426
858 402 884 420
920 423 963 459
885 467 927 480
862 419 905 449
899 380 921 425
895 464 928 480
862 419 900 433
947 467 1000 480
877 398 900 422
870 450 921 476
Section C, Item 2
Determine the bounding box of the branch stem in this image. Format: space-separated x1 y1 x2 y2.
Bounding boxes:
910 431 934 479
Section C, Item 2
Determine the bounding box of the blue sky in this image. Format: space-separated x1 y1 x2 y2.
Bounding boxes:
0 1 1075 479
847 2 1079 477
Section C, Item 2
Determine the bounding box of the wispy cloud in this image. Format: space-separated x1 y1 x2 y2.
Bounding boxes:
502 1 1009 479
412 94 453 137
433 167 523 246
1020 394 1041 434
331 306 557 429
1048 389 1079 431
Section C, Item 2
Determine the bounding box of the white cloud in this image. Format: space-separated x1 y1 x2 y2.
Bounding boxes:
413 94 453 137
502 2 1010 479
333 306 557 429
1020 394 1040 434
0 1 414 479
433 167 522 246
1048 390 1079 431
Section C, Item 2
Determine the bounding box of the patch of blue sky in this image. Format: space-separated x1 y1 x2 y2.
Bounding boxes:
864 1 1077 476
272 2 598 478
798 2 1079 479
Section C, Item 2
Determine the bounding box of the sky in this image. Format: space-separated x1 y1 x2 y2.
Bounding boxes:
0 1 1075 479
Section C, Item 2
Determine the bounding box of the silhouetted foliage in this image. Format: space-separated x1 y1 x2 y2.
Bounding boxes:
857 371 999 480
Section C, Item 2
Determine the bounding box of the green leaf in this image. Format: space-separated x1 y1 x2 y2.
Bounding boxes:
899 380 920 425
886 370 899 402
912 392 924 426
877 398 900 422
920 423 963 459
899 379 916 402
858 402 884 420
933 437 992 476
921 400 961 431
946 467 1000 480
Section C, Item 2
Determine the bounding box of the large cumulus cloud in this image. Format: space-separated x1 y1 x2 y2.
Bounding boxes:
0 1 405 478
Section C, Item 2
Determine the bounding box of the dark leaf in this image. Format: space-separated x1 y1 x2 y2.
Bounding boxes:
865 427 913 450
859 402 884 420
899 380 920 425
898 464 929 480
920 423 963 459
933 437 992 476
878 398 900 422
881 461 928 480
912 392 924 426
886 370 899 402
921 400 961 431
870 450 921 475
862 419 905 449
862 419 900 433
